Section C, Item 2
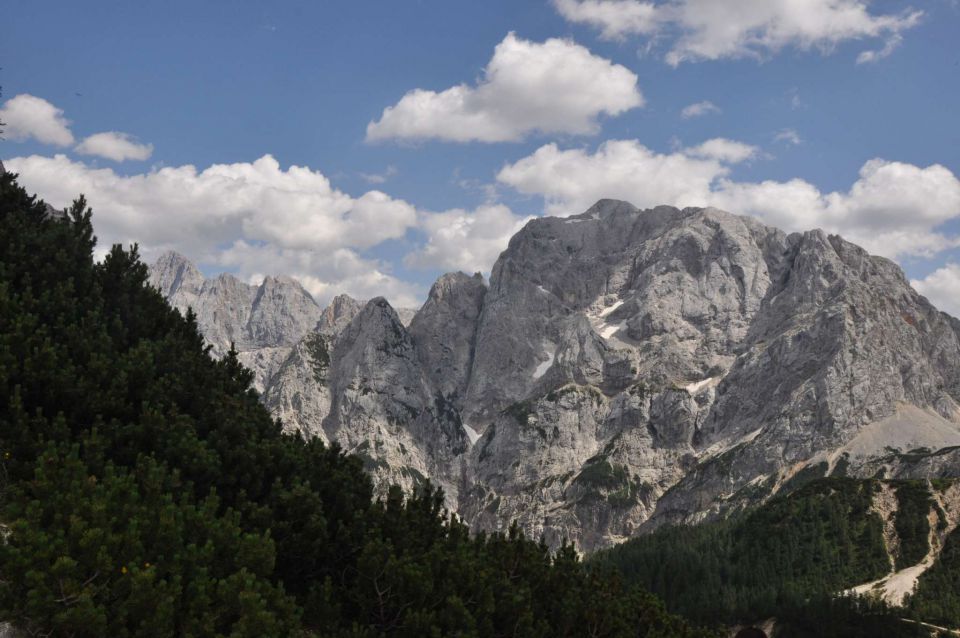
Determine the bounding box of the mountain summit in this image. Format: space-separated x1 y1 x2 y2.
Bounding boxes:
152 200 960 550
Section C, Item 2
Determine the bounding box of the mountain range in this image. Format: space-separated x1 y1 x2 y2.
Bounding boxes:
150 199 960 551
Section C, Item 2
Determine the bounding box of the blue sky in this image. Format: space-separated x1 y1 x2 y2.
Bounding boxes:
2 0 960 311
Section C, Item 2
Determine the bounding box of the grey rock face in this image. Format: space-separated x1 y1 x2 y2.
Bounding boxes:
459 201 960 548
154 201 960 551
149 251 322 391
408 272 487 410
321 298 468 500
260 294 364 440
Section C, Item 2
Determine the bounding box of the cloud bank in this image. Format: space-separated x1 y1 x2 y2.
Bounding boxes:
554 0 922 65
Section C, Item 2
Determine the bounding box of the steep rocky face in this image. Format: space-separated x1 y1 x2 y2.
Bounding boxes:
259 292 472 502
459 202 960 548
321 298 468 499
457 202 797 545
646 228 960 530
150 250 204 305
408 272 487 413
260 294 365 440
148 251 322 390
154 202 960 551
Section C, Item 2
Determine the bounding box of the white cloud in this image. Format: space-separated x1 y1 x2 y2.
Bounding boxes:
684 138 758 163
217 240 424 308
774 129 802 145
715 159 960 258
553 0 923 65
680 100 720 118
497 139 726 216
498 140 960 260
76 131 154 162
0 94 74 146
366 32 643 143
552 0 660 40
359 165 398 184
405 204 533 273
6 153 422 307
912 264 960 318
856 33 903 64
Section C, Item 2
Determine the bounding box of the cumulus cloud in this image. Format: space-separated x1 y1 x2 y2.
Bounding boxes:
553 0 923 65
552 0 660 40
684 138 758 163
714 159 960 258
76 131 154 162
6 153 422 307
681 100 720 118
497 140 726 216
405 204 534 273
497 140 960 260
0 94 74 146
366 32 643 143
911 264 960 318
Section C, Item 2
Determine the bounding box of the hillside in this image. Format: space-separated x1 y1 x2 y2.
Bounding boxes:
593 477 960 635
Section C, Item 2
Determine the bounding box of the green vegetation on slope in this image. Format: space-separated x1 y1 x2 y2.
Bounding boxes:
893 480 934 570
0 172 715 636
909 522 960 626
592 478 938 635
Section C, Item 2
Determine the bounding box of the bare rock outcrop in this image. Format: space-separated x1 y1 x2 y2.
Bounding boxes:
148 251 322 391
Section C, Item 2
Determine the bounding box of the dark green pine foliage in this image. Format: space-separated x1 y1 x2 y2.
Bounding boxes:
0 172 715 637
592 479 895 626
891 481 934 570
772 595 928 638
908 525 960 627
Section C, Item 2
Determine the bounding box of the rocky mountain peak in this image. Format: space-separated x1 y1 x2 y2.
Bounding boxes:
149 250 204 298
148 252 322 391
317 294 364 335
157 199 960 550
409 272 487 410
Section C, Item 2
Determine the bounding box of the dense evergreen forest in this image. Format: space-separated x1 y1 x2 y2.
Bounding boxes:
594 478 960 636
0 172 720 636
909 505 960 628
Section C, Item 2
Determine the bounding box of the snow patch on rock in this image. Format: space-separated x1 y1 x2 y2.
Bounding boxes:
463 423 481 445
599 321 626 340
533 343 556 379
598 299 624 318
684 377 717 394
